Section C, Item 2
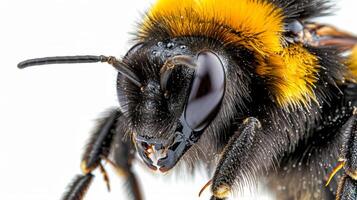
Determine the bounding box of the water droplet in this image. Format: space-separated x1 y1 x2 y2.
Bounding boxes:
180 45 187 49
166 42 175 49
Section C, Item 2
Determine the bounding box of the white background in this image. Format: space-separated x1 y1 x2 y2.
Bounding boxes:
0 0 356 200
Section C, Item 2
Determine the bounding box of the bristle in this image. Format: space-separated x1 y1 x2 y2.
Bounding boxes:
271 0 333 20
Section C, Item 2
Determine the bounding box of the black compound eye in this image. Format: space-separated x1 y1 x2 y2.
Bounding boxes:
184 51 226 131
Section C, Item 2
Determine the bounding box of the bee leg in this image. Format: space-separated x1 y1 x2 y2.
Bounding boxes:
335 108 357 200
62 109 122 200
210 117 262 199
109 123 143 200
61 174 94 200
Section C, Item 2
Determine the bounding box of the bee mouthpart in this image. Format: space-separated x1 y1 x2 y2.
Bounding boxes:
134 116 204 173
134 134 168 171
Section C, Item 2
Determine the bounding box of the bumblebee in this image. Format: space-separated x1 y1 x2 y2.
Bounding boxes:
18 0 357 199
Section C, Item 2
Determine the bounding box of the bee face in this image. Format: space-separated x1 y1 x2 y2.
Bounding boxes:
117 38 230 171
117 39 193 137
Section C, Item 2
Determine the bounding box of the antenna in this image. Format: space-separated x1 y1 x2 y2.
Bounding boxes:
18 55 142 87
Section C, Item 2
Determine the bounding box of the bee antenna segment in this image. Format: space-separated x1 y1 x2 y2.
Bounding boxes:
18 55 142 87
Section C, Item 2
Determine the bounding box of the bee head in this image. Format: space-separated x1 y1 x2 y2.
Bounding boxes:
117 39 227 172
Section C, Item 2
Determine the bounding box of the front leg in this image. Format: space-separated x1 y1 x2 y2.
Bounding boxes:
61 109 120 200
335 108 357 200
61 108 143 200
110 118 143 200
209 117 262 199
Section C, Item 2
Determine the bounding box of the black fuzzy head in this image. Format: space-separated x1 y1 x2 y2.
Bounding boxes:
116 37 251 171
117 39 194 138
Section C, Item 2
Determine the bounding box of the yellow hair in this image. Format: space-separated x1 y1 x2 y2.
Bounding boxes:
349 45 357 78
141 0 283 56
140 0 320 109
257 44 319 109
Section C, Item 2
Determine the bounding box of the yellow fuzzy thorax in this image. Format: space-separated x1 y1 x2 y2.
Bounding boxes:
257 44 319 109
140 0 320 109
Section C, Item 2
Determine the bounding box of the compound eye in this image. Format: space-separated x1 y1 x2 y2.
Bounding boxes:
184 51 226 131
